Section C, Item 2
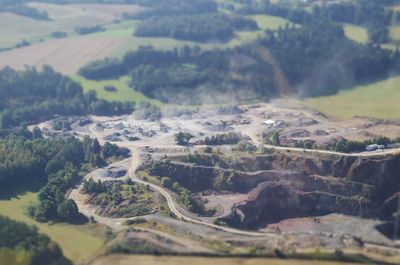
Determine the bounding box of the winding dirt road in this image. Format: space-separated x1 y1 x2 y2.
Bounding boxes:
127 149 273 237
70 146 274 237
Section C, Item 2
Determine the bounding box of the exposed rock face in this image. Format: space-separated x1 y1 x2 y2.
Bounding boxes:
145 152 400 229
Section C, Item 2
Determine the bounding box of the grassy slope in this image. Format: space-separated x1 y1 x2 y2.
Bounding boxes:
0 192 105 265
72 75 164 107
304 75 400 120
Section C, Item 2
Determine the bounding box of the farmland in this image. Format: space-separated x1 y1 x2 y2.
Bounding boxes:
0 3 144 49
0 4 275 75
0 37 126 74
2 1 400 265
304 75 400 120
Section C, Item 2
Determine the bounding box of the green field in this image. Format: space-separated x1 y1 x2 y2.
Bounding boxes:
343 24 368 44
304 75 400 120
72 75 164 107
0 192 106 265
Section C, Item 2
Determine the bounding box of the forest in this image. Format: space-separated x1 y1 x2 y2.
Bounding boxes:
134 13 258 42
260 21 399 96
0 127 130 222
238 0 399 45
75 25 105 35
0 1 48 20
0 66 134 128
80 17 399 103
124 0 217 19
80 45 276 103
0 215 70 265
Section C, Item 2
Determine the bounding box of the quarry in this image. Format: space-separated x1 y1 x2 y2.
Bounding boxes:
32 99 400 263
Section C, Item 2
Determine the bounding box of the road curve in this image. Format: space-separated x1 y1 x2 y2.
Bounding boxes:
127 148 274 237
69 147 274 237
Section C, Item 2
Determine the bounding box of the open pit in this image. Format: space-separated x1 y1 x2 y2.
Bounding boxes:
35 99 400 258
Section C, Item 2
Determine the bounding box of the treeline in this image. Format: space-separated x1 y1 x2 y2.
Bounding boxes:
79 58 126 80
237 0 398 45
0 2 49 20
134 13 258 43
0 215 70 265
313 0 395 44
0 129 130 222
77 1 400 103
260 21 399 96
333 137 400 153
123 0 217 19
79 45 276 103
0 66 134 128
237 0 312 24
203 132 246 145
75 25 105 35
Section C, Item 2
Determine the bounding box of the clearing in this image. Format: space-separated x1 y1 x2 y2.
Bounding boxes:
304 75 400 120
72 75 164 106
251 15 294 31
343 24 368 44
389 26 400 41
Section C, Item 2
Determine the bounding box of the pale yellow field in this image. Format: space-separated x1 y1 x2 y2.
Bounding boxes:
0 37 128 74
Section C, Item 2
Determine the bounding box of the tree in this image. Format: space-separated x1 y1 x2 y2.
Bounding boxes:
161 177 173 188
175 132 193 145
93 138 101 154
272 131 280 146
57 199 79 221
32 126 43 139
